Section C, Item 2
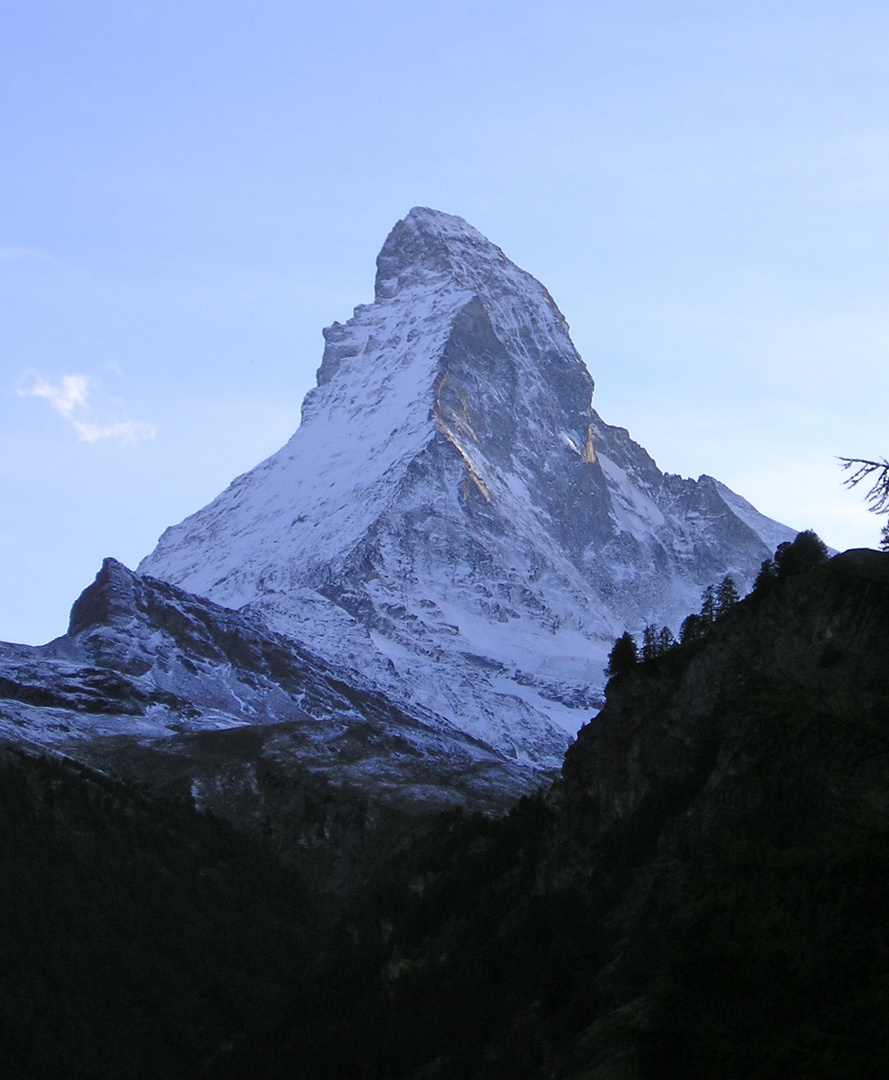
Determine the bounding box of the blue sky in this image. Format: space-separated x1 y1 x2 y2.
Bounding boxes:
3 0 888 644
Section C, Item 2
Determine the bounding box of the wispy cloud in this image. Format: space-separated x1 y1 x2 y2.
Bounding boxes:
71 418 157 446
21 373 91 417
16 372 157 446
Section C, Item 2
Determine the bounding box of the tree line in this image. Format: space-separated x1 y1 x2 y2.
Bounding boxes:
605 529 830 677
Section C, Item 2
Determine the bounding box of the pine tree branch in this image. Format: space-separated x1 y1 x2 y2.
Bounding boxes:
838 457 889 514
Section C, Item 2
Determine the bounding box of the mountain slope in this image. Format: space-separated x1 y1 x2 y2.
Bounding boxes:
140 208 795 765
0 746 312 1080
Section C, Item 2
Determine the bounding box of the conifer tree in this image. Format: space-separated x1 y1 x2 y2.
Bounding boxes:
606 632 638 676
680 613 705 644
699 584 718 624
716 575 740 615
641 624 660 662
774 530 829 578
752 557 778 597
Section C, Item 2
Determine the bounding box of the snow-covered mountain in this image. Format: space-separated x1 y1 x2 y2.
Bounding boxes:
140 208 795 767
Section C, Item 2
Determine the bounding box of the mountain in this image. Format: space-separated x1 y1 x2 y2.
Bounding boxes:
140 207 795 767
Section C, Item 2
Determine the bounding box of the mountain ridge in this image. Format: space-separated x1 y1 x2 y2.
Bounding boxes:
0 554 546 895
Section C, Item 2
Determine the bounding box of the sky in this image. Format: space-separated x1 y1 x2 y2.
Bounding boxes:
3 0 888 645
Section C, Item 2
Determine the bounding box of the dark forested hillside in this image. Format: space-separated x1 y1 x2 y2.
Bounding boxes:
235 548 889 1079
3 548 889 1079
0 750 314 1080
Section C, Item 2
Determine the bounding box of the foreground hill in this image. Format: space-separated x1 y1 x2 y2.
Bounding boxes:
0 748 312 1079
244 547 889 1078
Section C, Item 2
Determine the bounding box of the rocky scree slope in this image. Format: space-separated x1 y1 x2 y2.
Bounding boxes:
139 207 794 766
254 548 889 1079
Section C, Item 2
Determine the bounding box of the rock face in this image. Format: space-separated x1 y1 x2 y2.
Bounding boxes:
140 207 795 766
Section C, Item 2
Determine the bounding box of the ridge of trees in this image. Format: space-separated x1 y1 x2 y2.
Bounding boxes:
605 530 830 678
751 528 829 598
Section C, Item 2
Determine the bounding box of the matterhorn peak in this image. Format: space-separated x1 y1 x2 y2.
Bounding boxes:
140 210 795 766
312 207 586 426
374 207 497 293
373 207 549 307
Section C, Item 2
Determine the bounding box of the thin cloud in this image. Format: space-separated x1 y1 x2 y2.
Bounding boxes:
72 419 157 446
16 372 156 446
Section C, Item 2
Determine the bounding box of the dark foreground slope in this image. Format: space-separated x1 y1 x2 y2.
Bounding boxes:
241 548 889 1079
0 748 314 1080
2 549 888 1079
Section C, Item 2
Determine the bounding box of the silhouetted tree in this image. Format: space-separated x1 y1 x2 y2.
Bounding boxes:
774 530 829 578
680 613 706 644
752 557 778 597
606 632 638 676
640 624 678 661
840 456 889 512
716 575 740 615
751 532 829 598
699 584 718 624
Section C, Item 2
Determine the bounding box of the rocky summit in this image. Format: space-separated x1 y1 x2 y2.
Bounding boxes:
139 207 794 766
